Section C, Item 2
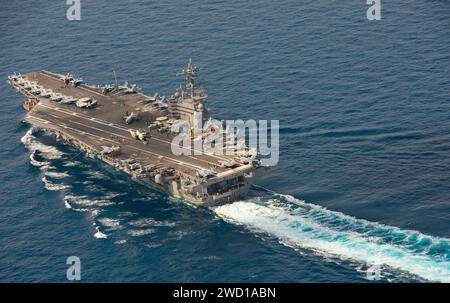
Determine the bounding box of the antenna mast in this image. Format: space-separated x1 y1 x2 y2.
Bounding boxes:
184 58 198 98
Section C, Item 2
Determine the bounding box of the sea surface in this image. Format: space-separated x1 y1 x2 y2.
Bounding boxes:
0 0 449 282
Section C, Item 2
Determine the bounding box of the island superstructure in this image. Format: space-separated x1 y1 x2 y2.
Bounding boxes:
7 60 259 206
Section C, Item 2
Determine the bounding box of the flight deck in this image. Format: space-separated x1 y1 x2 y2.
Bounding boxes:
8 61 258 205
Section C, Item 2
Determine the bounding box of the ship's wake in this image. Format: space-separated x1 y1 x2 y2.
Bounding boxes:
214 189 450 282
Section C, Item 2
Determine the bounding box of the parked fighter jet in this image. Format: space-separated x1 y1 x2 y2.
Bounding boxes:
128 162 143 171
70 76 84 87
218 160 239 169
118 81 140 94
100 84 115 94
123 111 139 124
24 81 37 90
22 82 32 90
100 145 121 156
196 168 217 178
7 73 21 82
61 73 74 85
76 97 97 108
129 129 147 142
60 95 77 104
40 89 52 98
17 77 26 85
144 93 158 103
50 93 63 102
30 86 43 95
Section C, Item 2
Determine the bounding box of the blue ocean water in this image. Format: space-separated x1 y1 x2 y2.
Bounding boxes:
0 0 449 282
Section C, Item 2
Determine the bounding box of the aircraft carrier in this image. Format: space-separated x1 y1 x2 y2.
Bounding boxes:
7 60 259 206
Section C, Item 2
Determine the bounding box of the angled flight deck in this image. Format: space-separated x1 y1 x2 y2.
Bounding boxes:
8 61 259 205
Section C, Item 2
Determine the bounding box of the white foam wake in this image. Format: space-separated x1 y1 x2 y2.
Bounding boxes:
44 171 70 179
29 151 50 168
64 195 114 207
94 227 108 239
214 195 450 282
41 176 71 191
21 129 64 160
97 218 122 230
21 129 72 192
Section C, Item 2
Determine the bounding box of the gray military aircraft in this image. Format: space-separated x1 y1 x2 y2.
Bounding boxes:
7 73 21 82
50 92 63 102
100 145 121 156
40 89 52 98
60 95 77 104
30 85 43 95
123 111 139 124
70 76 84 87
142 93 159 104
118 81 140 94
196 167 217 178
100 84 116 94
218 160 239 169
129 129 147 142
61 73 74 84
